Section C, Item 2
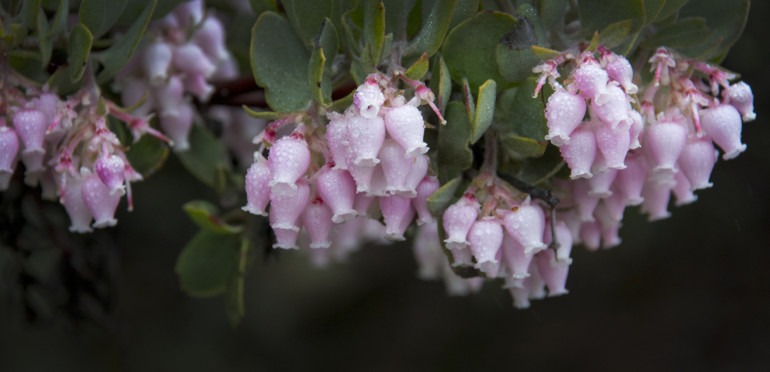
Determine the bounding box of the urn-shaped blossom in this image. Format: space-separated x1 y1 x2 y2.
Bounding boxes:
61 172 93 233
677 137 717 190
243 154 271 216
160 103 194 151
544 88 586 146
384 104 428 158
302 199 334 249
700 104 746 160
590 83 631 128
412 176 439 225
468 218 503 277
442 194 480 250
724 81 755 122
0 126 19 190
142 41 173 85
379 195 414 241
594 120 630 170
559 126 597 179
535 249 569 297
604 53 637 94
325 113 349 169
316 166 357 223
574 57 608 99
346 114 386 167
95 153 126 195
268 133 311 194
173 43 216 78
378 140 413 194
502 197 546 255
269 178 310 231
353 81 385 118
643 120 687 173
81 171 121 228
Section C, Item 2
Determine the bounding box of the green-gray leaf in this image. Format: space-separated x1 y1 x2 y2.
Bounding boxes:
79 0 128 39
429 53 452 113
175 230 240 297
470 79 496 144
183 200 243 234
496 14 540 83
68 23 93 82
578 0 645 35
427 176 463 216
438 101 473 183
96 0 156 83
678 0 750 61
125 134 169 177
176 124 231 191
283 0 332 49
405 0 457 58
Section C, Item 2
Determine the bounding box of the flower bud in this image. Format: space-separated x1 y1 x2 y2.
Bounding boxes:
142 41 173 85
269 178 310 231
574 57 608 99
442 194 480 250
384 104 428 159
95 153 126 195
379 195 414 241
544 88 587 146
678 137 717 190
268 134 311 194
700 104 746 160
723 81 755 122
316 166 357 223
302 199 333 249
412 176 439 225
243 154 271 216
559 126 596 179
502 197 547 255
353 82 385 118
0 126 19 190
346 114 386 167
468 218 503 277
81 170 121 228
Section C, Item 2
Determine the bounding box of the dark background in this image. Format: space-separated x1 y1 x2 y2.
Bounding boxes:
2 4 770 371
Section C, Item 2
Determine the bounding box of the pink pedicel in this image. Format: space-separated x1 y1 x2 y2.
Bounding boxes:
95 153 126 195
61 172 94 233
467 218 503 277
346 114 386 167
559 125 597 179
315 166 357 223
302 199 334 249
442 194 480 250
0 126 19 190
268 134 311 195
379 195 414 241
243 154 272 216
677 137 717 190
269 178 310 231
502 197 546 255
544 87 587 146
699 104 747 160
81 170 121 228
412 176 440 225
383 104 428 159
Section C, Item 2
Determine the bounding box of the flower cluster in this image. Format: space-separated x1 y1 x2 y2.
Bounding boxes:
0 77 155 232
117 0 238 152
243 74 443 258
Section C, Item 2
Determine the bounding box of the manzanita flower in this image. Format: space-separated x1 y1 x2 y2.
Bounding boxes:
502 197 546 255
81 170 122 228
243 154 271 216
442 194 480 250
544 87 587 146
316 166 357 223
268 133 311 194
383 104 428 158
0 126 19 190
699 104 747 160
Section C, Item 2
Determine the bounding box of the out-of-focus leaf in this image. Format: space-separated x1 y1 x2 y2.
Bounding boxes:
578 0 645 35
438 101 473 183
341 4 363 56
251 12 312 112
641 17 711 51
429 53 452 113
225 238 250 326
405 52 429 80
470 79 496 144
496 15 539 83
309 18 338 106
96 0 156 83
427 176 462 216
283 0 332 48
79 0 128 39
598 19 632 49
175 230 240 297
125 134 169 177
494 76 547 142
516 144 564 184
183 200 242 234
361 1 386 72
531 45 560 60
382 0 416 40
405 0 457 58
67 23 93 82
645 0 690 24
48 0 68 37
176 125 231 190
36 8 51 68
678 0 749 61
538 0 569 32
248 0 279 16
19 0 40 30
500 133 546 159
442 11 518 90
450 0 479 28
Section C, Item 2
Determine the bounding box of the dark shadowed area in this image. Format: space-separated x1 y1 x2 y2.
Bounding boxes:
2 4 770 372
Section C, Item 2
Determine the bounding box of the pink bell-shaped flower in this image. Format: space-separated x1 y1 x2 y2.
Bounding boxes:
379 195 414 241
356 162 380 195
269 178 310 231
572 179 599 222
700 104 746 160
13 109 48 174
302 198 333 249
413 221 444 280
723 81 755 122
544 88 587 146
508 284 531 309
0 126 19 190
590 83 631 128
604 53 638 94
587 168 618 198
502 197 547 255
61 172 93 233
615 153 647 205
594 120 630 170
628 110 644 149
155 75 185 116
81 170 121 228
501 233 532 282
574 56 608 100
640 180 672 221
412 176 439 225
316 166 357 223
271 226 300 249
442 194 480 250
559 126 597 179
401 155 429 197
467 217 503 277
95 152 126 195
192 17 229 62
120 78 152 117
672 171 698 206
353 192 375 216
601 192 628 222
173 43 216 78
353 81 385 118
580 222 601 251
268 133 311 195
678 137 717 190
598 214 622 249
535 249 569 297
242 154 271 216
378 140 413 194
450 245 474 266
160 103 194 151
184 73 214 101
384 104 428 158
325 113 349 170
643 120 687 173
525 262 547 300
142 41 173 85
173 0 204 28
346 114 386 167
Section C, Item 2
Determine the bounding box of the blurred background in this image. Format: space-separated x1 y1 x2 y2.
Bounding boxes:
2 3 770 371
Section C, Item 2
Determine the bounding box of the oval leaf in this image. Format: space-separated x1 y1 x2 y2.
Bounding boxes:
175 230 240 297
470 79 496 144
438 101 473 183
405 0 457 58
79 0 128 39
68 23 93 82
183 200 242 234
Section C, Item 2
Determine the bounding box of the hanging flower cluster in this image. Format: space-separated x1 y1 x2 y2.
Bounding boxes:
0 76 161 232
243 73 444 260
116 0 238 152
